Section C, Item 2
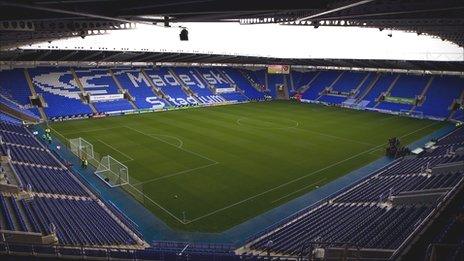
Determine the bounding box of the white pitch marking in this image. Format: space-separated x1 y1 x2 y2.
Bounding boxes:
97 139 134 161
124 125 218 164
183 121 441 224
146 134 184 148
61 126 124 136
271 178 327 203
236 117 299 130
131 162 219 186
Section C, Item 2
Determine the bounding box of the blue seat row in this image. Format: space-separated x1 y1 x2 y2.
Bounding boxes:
0 130 42 148
12 163 88 196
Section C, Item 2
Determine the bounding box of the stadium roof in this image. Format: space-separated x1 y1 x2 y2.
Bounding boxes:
1 49 464 73
1 0 464 48
1 0 463 71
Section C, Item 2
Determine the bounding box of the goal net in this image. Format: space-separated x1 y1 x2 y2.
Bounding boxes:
69 137 94 161
95 155 129 187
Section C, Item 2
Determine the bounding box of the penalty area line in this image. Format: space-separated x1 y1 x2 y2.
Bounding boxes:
123 182 186 224
123 125 218 164
131 162 219 186
96 139 134 162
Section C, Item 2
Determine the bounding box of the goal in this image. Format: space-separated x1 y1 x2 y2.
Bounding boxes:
69 137 94 161
69 137 129 187
95 155 129 187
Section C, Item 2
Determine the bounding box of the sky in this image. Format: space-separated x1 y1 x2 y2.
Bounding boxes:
22 22 464 61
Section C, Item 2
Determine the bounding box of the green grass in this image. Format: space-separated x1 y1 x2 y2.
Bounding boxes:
49 101 448 232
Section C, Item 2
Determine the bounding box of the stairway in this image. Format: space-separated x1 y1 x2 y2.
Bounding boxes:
3 196 21 230
353 73 371 96
217 69 249 100
356 73 381 102
139 68 168 101
289 71 295 93
409 76 435 113
374 74 401 107
193 68 216 94
168 68 201 103
108 69 138 110
70 68 97 114
23 68 48 121
218 69 236 85
297 71 321 94
17 200 34 232
280 75 290 100
238 69 262 92
448 88 464 120
417 76 435 106
264 71 269 92
315 71 344 101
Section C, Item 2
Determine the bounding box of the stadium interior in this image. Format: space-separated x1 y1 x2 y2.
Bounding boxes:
0 0 464 260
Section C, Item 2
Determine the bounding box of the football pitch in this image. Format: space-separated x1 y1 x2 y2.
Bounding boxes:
49 101 447 232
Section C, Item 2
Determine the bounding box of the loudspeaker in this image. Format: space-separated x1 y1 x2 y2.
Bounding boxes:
180 28 188 41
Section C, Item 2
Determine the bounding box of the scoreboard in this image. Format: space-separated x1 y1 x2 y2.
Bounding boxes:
267 65 290 74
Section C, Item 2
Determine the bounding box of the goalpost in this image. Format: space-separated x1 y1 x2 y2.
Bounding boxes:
69 137 129 187
69 137 94 161
95 155 129 187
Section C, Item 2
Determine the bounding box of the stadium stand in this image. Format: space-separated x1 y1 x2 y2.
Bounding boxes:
3 67 464 122
0 69 33 105
239 126 464 259
0 67 463 260
28 67 93 119
74 68 133 113
221 68 265 100
0 119 147 251
112 68 159 109
0 112 21 125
